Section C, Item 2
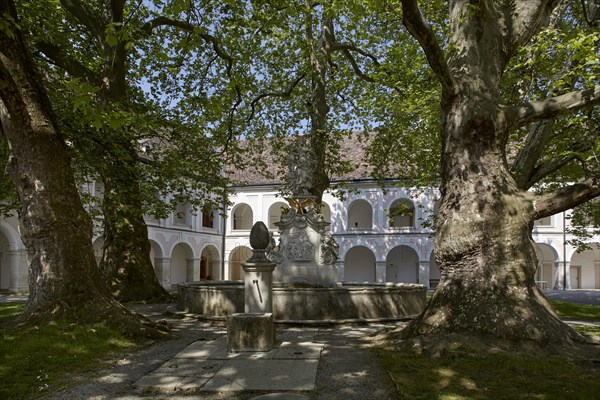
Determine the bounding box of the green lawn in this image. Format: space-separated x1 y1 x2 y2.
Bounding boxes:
379 299 600 400
550 300 600 320
379 349 600 400
0 301 142 400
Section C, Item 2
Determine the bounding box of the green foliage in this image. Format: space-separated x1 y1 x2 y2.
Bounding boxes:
0 302 140 400
566 199 600 251
17 0 234 222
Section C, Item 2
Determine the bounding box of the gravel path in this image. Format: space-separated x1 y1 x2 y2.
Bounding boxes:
38 304 400 400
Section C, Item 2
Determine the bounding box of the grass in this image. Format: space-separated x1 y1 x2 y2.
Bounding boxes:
379 349 600 400
549 300 600 320
0 301 142 400
378 299 600 400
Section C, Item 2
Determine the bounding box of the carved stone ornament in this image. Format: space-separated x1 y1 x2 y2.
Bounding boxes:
286 233 314 262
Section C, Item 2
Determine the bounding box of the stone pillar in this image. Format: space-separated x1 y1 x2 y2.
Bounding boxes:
553 261 571 290
243 263 276 313
14 249 28 292
336 260 345 282
564 261 571 290
375 261 386 283
187 258 201 281
154 257 171 288
418 261 430 288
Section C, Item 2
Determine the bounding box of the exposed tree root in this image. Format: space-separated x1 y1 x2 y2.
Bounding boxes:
13 296 171 340
375 324 600 361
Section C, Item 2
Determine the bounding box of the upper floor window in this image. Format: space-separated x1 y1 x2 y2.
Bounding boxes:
268 202 288 230
389 199 415 228
347 199 373 229
202 205 215 228
174 203 191 225
233 203 253 230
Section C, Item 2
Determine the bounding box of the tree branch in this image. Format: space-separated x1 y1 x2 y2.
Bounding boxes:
338 48 375 83
59 0 105 42
138 16 233 75
511 120 554 189
400 0 454 93
535 177 600 218
36 41 101 86
247 74 306 122
506 1 560 55
505 84 600 130
527 153 580 187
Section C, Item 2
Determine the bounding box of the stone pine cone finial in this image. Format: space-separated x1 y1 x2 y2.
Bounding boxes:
249 221 270 250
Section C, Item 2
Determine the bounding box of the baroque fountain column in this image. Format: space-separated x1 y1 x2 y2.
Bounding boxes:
268 144 339 286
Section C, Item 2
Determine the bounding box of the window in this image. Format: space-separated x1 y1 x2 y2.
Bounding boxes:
389 199 415 228
347 200 373 229
233 204 253 230
202 205 215 228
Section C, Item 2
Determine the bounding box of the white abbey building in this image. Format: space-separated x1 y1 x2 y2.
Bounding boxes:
1 177 599 293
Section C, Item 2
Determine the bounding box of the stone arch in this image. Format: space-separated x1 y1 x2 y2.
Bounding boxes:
388 199 415 228
386 245 419 283
201 244 221 280
570 243 600 289
347 199 373 229
344 246 376 282
170 242 194 287
229 246 252 280
232 203 253 230
268 201 288 230
535 243 558 290
0 222 25 292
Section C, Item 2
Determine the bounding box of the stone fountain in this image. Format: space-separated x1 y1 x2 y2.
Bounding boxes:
177 142 426 322
267 144 339 286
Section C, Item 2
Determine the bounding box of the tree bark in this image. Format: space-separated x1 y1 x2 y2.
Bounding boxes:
99 158 172 303
0 0 167 337
53 0 171 303
304 8 332 202
400 0 593 350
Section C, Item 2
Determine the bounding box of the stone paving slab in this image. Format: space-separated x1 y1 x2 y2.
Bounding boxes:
134 332 323 393
202 359 319 392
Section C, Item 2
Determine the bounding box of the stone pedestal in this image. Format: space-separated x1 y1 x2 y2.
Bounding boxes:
243 262 276 313
227 313 275 352
227 221 277 352
269 207 339 286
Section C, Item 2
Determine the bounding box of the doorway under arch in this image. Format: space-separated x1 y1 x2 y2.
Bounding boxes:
386 245 419 283
201 245 220 280
171 242 194 287
344 246 376 282
229 246 252 280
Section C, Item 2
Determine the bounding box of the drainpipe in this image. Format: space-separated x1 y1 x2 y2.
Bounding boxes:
221 193 227 280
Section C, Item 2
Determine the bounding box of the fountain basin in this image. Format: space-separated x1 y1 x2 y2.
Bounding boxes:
177 281 426 322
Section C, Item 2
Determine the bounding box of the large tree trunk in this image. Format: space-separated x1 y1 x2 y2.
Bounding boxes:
42 0 171 303
304 11 332 202
99 159 171 303
410 106 580 345
96 4 171 303
400 1 586 350
0 0 167 337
